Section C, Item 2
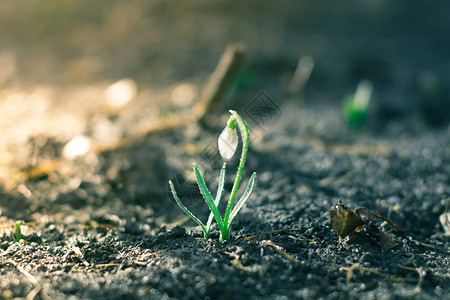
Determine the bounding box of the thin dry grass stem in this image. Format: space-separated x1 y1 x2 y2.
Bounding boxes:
261 240 301 263
195 43 245 121
94 263 121 268
288 56 314 96
8 258 38 285
225 249 265 277
134 251 165 266
408 237 450 252
339 263 417 283
140 250 165 258
396 264 426 293
232 256 255 273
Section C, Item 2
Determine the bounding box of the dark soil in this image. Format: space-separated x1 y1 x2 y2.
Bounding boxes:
0 1 449 299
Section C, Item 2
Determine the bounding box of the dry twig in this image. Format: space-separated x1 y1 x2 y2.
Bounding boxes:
94 263 121 268
339 263 416 283
8 258 43 300
261 240 301 263
408 237 450 252
396 264 426 294
95 43 245 154
288 56 314 96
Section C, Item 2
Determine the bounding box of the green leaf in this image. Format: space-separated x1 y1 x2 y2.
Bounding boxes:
193 163 223 228
206 163 226 235
14 221 22 242
169 180 207 236
228 172 256 229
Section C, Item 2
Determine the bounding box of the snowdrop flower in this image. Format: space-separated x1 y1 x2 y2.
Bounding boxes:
169 110 256 241
218 116 238 160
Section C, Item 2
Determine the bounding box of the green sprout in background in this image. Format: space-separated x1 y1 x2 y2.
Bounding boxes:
343 80 373 128
13 221 22 242
169 110 256 242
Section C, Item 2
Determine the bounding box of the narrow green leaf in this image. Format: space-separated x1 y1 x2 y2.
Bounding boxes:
193 163 223 228
228 172 256 229
169 180 207 236
14 221 22 242
206 163 226 234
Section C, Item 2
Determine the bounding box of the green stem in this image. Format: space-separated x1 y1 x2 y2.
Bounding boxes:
220 110 249 242
206 163 226 237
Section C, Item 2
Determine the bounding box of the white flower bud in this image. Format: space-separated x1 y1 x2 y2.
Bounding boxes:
218 117 238 160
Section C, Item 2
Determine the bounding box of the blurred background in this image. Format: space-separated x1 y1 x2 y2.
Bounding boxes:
0 0 449 215
0 0 449 86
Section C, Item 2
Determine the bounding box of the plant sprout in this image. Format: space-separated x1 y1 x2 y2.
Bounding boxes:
13 221 22 242
169 110 256 242
343 80 373 128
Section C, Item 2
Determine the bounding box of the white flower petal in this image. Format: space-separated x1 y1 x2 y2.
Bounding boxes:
218 127 238 160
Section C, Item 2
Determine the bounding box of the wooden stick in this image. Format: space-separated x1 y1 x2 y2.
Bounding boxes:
195 43 246 120
8 258 44 300
261 240 301 263
339 263 416 283
288 56 314 95
95 43 246 154
8 258 38 285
